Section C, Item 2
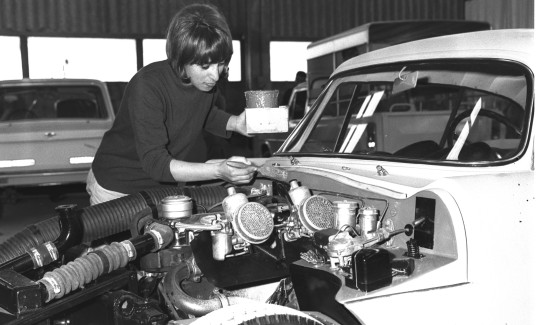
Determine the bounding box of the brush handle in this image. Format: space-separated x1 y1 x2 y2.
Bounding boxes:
226 161 288 181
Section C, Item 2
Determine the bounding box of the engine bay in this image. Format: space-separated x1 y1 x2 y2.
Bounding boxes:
0 169 463 325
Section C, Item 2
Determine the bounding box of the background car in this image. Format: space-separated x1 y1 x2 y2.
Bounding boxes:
0 79 115 192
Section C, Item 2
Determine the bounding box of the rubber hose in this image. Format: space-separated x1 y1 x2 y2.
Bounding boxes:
183 186 232 211
0 185 228 264
164 262 255 317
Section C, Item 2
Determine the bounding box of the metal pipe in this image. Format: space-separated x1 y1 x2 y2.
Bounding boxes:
163 262 255 317
0 204 83 273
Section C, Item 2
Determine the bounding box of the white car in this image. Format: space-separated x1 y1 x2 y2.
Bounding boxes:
0 79 115 189
268 28 538 324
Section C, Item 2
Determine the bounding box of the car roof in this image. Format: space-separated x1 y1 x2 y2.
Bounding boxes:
0 78 106 87
333 29 536 76
307 20 491 59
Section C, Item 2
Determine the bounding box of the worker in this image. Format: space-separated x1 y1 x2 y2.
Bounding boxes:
280 70 306 106
86 3 256 205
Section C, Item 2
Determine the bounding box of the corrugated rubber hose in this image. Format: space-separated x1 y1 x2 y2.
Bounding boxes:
0 185 228 264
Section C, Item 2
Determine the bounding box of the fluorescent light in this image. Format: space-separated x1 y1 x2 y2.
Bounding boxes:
69 156 94 164
0 159 36 168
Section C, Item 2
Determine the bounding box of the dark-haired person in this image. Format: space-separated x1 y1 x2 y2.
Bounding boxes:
86 4 256 205
280 71 306 106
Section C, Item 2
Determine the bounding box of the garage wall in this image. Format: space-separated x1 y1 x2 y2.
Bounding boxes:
465 0 534 29
0 0 220 38
266 0 467 40
0 0 466 38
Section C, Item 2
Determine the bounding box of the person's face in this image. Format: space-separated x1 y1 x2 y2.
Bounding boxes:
185 62 226 92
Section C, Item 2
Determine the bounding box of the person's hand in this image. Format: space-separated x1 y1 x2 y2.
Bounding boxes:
227 111 252 137
217 156 258 184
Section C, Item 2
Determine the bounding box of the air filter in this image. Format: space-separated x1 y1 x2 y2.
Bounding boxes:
298 195 335 232
233 202 274 244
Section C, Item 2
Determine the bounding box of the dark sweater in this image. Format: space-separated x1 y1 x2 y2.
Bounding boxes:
92 60 231 194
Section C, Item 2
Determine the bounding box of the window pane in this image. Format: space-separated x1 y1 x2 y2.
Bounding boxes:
28 37 137 81
143 39 241 82
143 39 166 66
0 36 23 80
270 41 310 81
1 85 110 122
228 40 241 82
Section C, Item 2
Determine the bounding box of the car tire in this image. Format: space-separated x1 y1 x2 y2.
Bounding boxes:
190 302 324 325
242 314 322 325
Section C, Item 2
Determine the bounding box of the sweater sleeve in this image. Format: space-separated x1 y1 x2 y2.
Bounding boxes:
128 78 176 182
204 105 232 138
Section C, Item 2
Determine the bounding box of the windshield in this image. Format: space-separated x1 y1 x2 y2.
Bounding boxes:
281 60 531 164
1 85 109 122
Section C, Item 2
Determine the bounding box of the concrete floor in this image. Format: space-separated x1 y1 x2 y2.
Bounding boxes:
0 184 90 243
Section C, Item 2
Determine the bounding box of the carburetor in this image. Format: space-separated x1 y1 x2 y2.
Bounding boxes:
285 180 335 240
156 189 275 263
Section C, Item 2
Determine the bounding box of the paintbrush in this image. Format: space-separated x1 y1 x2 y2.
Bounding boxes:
226 161 288 181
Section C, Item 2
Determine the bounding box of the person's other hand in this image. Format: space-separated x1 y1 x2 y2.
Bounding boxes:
218 156 258 184
227 111 253 137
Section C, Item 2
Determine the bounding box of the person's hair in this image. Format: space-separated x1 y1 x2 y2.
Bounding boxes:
295 71 307 82
166 4 233 82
